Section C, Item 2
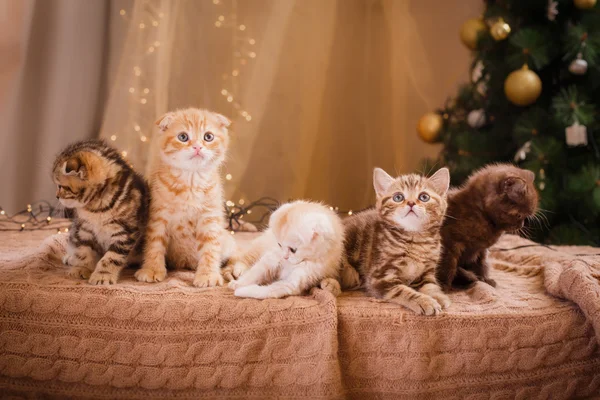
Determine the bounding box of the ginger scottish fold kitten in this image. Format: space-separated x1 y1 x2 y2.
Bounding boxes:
340 168 451 315
135 108 234 287
228 201 344 299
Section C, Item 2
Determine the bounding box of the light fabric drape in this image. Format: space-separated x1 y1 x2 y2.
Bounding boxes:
101 0 479 210
0 0 109 213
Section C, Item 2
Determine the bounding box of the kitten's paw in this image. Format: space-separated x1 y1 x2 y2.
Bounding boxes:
135 266 167 283
234 284 263 299
412 296 443 316
228 279 242 290
430 292 451 309
62 254 72 266
483 277 497 287
193 271 224 288
67 266 92 280
89 270 118 285
222 261 249 282
320 278 342 297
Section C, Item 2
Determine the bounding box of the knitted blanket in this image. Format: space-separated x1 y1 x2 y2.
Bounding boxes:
0 227 599 399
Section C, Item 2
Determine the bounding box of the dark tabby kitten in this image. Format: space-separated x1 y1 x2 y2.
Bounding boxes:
436 164 538 290
340 167 451 315
52 139 149 285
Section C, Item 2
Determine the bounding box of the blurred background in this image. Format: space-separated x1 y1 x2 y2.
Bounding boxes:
0 0 478 214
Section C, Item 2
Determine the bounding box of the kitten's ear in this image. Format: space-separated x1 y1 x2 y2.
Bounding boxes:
428 167 450 196
373 168 395 197
155 113 174 131
523 169 535 183
214 113 231 128
62 158 86 179
502 177 527 202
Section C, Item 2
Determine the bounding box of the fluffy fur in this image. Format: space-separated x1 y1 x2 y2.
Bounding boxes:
340 168 451 315
135 108 234 287
228 200 344 299
437 164 538 290
52 139 149 285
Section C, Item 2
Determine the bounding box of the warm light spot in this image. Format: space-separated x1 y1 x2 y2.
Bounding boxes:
232 69 239 76
239 24 246 31
241 111 248 116
249 38 255 45
111 135 117 141
134 125 141 131
227 96 233 103
218 15 225 21
47 216 52 222
247 210 252 215
0 210 5 215
249 52 256 58
230 231 235 235
348 211 353 215
139 23 145 29
143 88 150 94
119 9 126 16
141 135 147 142
239 199 245 205
135 70 141 77
122 151 128 157
148 46 155 53
226 200 234 207
213 0 219 4
221 89 228 95
152 20 159 27
57 229 62 234
64 228 69 233
140 98 147 104
21 224 25 229
215 21 222 27
129 87 135 93
226 174 232 180
154 41 160 47
245 115 252 121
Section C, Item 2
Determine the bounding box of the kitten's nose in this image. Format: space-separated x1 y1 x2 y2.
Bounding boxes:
192 144 202 151
407 201 415 208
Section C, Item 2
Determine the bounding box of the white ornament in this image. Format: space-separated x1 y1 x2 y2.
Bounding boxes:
569 53 588 75
547 0 558 21
467 109 486 128
565 121 588 147
514 140 532 162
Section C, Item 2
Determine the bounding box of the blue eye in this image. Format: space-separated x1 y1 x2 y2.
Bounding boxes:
203 132 214 142
393 193 404 203
418 192 430 202
177 132 189 142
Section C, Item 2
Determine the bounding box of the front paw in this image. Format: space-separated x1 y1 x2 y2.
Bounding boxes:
67 266 92 280
430 292 451 309
234 284 263 298
135 265 167 283
482 277 497 287
89 270 118 285
193 271 224 288
228 279 242 290
320 278 342 297
222 261 249 282
410 296 443 316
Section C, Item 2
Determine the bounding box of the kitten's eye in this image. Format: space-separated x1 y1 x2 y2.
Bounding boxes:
289 247 297 254
392 193 404 203
418 192 430 202
203 132 214 142
278 243 282 248
177 132 189 142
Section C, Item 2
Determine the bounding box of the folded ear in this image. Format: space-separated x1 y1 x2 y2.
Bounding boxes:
428 167 450 196
523 169 535 183
155 113 174 131
214 113 231 128
373 168 395 197
502 176 527 202
62 157 86 179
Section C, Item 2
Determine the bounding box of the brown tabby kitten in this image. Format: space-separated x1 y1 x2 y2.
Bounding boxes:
52 139 149 285
341 167 451 315
436 164 538 290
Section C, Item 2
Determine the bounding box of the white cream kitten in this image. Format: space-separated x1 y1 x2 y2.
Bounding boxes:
228 200 344 299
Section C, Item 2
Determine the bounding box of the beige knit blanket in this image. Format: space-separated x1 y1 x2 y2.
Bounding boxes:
0 226 599 399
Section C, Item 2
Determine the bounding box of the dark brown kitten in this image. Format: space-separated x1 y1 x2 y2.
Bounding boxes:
436 164 538 290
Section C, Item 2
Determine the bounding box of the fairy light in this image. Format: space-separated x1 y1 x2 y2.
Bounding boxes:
215 21 222 27
348 211 353 216
134 125 141 131
245 115 252 121
218 15 225 21
140 98 147 104
239 199 245 205
230 231 235 235
120 9 126 16
143 88 150 94
213 0 220 4
64 228 69 233
232 69 239 77
154 41 160 47
20 224 25 230
249 38 255 45
141 135 147 142
122 151 128 157
249 52 256 58
247 210 252 214
139 23 145 29
221 89 228 95
152 20 159 27
129 87 135 93
0 210 5 216
227 96 233 103
110 135 117 141
148 46 155 53
226 200 235 207
27 204 32 213
46 216 52 223
226 174 232 181
239 25 246 31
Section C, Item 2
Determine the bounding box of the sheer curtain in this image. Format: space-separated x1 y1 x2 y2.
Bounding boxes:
101 0 479 210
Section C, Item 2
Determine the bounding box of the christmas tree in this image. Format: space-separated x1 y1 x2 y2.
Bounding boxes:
419 0 600 246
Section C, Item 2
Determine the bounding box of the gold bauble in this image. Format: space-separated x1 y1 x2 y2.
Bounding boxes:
574 0 597 9
490 18 511 41
417 112 443 143
504 65 542 106
460 18 487 50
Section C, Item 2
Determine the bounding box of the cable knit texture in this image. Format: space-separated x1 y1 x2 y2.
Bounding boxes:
0 224 599 399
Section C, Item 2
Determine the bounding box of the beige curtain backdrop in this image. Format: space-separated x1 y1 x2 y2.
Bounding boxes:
102 0 480 211
0 0 108 213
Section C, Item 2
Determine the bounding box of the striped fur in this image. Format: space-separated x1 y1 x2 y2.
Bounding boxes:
340 168 451 315
135 108 235 287
52 139 149 285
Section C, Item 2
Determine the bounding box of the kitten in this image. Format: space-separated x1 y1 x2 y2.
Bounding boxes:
228 200 344 299
436 164 538 289
52 139 149 284
340 168 451 315
135 108 234 287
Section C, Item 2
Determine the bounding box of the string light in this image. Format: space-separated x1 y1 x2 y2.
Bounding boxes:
20 224 25 230
119 9 126 16
249 38 255 45
152 20 159 27
348 211 353 216
46 216 52 223
64 227 69 233
221 89 228 95
141 136 148 142
230 231 235 235
0 210 5 215
239 25 246 31
129 87 135 93
249 52 256 58
148 46 155 53
232 69 239 77
215 21 222 27
247 210 252 214
226 174 232 180
143 88 150 94
139 23 145 29
140 98 147 104
122 151 128 157
239 199 245 205
134 125 141 131
218 15 225 21
226 200 235 207
154 41 160 47
227 96 233 103
27 204 32 212
213 0 220 4
110 135 117 141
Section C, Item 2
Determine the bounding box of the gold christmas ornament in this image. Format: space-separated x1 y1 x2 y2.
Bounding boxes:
504 65 542 106
490 18 511 41
460 18 487 50
417 112 443 143
574 0 596 9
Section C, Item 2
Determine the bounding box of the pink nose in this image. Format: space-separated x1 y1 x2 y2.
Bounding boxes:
407 201 415 207
192 145 202 151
